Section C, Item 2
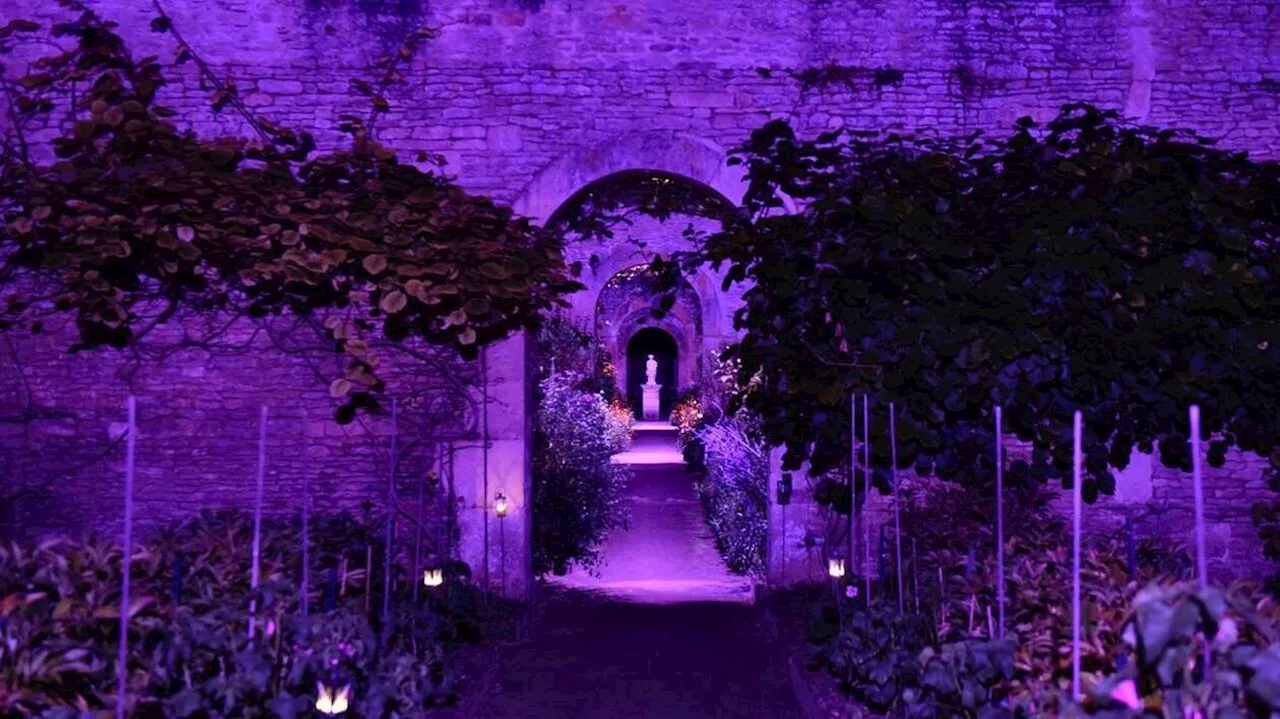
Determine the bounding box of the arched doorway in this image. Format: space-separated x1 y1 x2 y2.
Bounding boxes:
593 262 703 417
492 132 802 601
625 327 677 419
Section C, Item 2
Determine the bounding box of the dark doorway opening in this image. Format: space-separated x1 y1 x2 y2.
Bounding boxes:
626 328 678 420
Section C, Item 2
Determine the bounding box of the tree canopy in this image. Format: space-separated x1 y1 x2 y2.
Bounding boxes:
0 3 580 422
677 104 1278 500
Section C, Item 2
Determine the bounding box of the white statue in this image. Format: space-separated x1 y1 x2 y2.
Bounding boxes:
645 354 658 385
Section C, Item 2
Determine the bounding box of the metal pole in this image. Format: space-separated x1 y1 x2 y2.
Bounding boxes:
249 406 267 639
1190 405 1211 675
412 443 428 604
911 537 920 614
995 405 1005 638
890 402 904 615
849 394 857 589
780 501 787 585
115 396 137 719
482 350 490 600
863 396 871 606
301 408 310 617
1071 410 1083 700
382 399 397 645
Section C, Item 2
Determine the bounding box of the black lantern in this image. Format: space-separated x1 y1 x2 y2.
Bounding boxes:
776 472 793 505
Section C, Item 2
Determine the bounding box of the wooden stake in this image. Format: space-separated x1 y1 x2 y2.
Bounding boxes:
1071 410 1083 700
115 396 137 719
249 405 267 639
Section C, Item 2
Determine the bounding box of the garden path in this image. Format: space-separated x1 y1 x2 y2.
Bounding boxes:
549 422 753 604
446 424 805 717
456 586 806 718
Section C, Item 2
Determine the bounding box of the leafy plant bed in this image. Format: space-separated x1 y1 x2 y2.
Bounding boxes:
0 510 518 717
772 577 1280 718
764 480 1280 718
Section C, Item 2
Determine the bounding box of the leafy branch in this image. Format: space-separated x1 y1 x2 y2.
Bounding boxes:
0 4 581 424
691 106 1279 499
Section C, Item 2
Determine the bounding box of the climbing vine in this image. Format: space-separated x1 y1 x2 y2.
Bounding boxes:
0 2 580 422
665 104 1279 499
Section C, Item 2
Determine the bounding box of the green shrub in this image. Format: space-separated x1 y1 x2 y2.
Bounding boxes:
0 511 497 717
803 482 1280 718
808 593 1017 717
1072 583 1280 719
693 412 768 577
531 371 631 577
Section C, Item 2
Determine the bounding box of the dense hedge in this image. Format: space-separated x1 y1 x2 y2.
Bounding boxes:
652 104 1279 501
531 317 632 577
691 411 769 578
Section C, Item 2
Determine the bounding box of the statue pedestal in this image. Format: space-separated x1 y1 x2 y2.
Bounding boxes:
641 383 662 421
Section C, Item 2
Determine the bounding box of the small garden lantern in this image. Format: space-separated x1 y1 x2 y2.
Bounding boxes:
315 682 351 715
494 491 508 518
776 473 793 505
828 558 846 578
422 568 444 588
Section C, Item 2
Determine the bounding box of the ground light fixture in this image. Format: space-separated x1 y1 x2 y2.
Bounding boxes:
315 682 351 715
495 490 509 593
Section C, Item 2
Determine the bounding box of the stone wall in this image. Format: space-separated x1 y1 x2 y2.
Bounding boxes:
4 0 1277 595
0 310 477 564
25 0 1276 201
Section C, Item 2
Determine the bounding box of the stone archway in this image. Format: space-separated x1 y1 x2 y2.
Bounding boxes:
593 262 703 412
477 133 793 600
512 132 751 223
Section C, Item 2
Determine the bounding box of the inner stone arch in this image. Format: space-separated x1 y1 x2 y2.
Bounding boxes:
538 168 740 373
625 328 678 420
593 263 703 418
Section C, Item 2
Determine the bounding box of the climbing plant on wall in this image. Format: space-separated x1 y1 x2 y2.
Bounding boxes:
0 2 581 423
665 104 1279 499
